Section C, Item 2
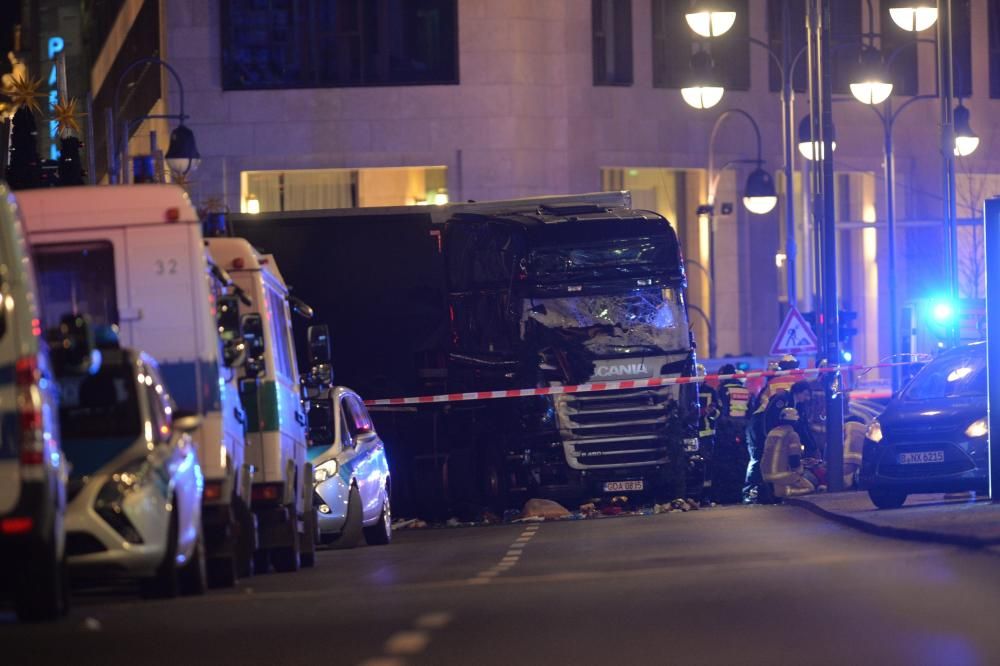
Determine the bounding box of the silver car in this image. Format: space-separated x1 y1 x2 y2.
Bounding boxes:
309 387 391 548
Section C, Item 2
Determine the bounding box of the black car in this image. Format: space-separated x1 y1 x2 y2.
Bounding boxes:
859 342 988 509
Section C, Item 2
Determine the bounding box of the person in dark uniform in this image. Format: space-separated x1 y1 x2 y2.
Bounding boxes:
711 364 752 503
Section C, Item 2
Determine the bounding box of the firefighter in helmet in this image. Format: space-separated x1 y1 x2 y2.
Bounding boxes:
711 363 751 503
761 407 816 498
755 354 801 413
843 415 867 489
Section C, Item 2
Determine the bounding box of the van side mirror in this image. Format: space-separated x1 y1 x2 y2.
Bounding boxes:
217 295 245 368
288 294 314 320
307 324 331 366
240 313 266 378
47 313 97 376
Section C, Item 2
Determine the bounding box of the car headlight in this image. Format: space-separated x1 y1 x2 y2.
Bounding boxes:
865 419 883 443
965 417 988 439
314 459 338 484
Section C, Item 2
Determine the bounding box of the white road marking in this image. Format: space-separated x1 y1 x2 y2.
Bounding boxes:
384 630 431 655
359 658 405 666
509 542 527 549
415 612 453 629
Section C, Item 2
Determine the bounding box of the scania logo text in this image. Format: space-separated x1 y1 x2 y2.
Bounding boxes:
595 363 648 377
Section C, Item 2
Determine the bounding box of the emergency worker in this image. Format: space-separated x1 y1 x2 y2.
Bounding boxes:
761 408 816 498
842 416 867 488
742 389 793 504
712 363 751 503
690 364 717 498
755 354 801 412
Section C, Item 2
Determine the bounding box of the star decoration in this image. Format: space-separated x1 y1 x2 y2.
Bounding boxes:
4 73 44 115
53 97 85 137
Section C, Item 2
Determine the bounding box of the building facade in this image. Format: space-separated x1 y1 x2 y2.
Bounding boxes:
40 0 1000 366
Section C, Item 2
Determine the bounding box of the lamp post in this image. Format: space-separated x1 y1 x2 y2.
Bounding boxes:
684 3 806 313
110 57 199 184
848 23 979 386
701 108 777 358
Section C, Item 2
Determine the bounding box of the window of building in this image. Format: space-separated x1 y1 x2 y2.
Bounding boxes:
991 0 1000 97
221 0 459 90
652 0 749 91
766 0 861 94
952 0 972 97
241 166 448 213
592 0 632 85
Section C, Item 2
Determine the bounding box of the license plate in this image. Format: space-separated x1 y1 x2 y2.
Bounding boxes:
603 480 644 492
897 450 945 465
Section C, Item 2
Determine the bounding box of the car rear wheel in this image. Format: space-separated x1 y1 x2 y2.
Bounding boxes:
869 488 907 510
15 540 67 622
363 496 392 546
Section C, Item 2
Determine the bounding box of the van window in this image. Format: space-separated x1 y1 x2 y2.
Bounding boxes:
33 241 119 330
266 287 293 379
342 395 373 436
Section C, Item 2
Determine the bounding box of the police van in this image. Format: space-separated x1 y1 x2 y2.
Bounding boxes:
0 183 67 621
205 237 316 571
16 184 253 586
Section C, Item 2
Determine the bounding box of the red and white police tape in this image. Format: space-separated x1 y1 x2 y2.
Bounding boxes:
363 360 924 407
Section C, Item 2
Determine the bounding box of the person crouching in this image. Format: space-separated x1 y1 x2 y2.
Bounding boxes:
761 408 816 499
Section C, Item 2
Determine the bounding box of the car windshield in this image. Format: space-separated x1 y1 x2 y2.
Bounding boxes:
60 364 142 441
902 348 986 400
523 287 687 356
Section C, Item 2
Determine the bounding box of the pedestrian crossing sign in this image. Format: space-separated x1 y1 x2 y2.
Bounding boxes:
770 307 819 355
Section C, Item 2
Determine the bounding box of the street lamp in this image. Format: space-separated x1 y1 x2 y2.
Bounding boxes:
797 115 837 161
953 102 979 157
110 57 199 183
850 47 893 105
684 0 736 38
680 51 725 110
743 167 778 214
888 2 938 32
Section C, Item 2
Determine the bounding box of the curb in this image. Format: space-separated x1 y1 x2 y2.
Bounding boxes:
784 497 1000 548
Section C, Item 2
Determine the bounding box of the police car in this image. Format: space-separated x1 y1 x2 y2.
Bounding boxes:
59 346 207 597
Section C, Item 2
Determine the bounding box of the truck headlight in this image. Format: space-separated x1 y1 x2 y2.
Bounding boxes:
865 420 883 443
314 459 338 484
965 417 988 439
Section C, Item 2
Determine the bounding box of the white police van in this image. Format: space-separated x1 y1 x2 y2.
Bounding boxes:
205 237 317 572
16 184 253 586
0 183 68 621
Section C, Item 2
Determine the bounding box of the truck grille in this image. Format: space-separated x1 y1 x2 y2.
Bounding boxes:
556 387 676 469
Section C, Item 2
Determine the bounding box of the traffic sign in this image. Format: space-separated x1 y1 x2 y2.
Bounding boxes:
770 307 820 355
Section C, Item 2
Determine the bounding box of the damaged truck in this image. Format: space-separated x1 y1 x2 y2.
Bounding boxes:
229 192 701 517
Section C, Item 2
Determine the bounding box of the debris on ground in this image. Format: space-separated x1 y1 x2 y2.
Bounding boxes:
521 498 572 520
391 518 428 530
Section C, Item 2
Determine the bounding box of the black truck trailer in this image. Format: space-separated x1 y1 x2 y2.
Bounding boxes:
230 192 702 518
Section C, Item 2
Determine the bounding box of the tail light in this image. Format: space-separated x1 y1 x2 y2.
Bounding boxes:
16 355 43 466
204 481 224 501
251 483 282 503
1 516 34 534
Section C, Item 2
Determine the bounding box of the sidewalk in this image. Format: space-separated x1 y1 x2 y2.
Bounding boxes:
786 491 1000 547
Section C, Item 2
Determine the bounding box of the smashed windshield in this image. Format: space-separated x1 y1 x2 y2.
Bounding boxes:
903 347 986 400
523 288 687 356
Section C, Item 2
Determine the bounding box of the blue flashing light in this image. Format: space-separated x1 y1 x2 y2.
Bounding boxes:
841 350 853 363
929 299 957 325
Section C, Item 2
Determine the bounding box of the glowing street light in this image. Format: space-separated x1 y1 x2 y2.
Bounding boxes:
849 47 893 105
742 167 778 215
681 51 725 110
888 3 938 32
953 102 979 157
797 115 837 161
684 0 736 38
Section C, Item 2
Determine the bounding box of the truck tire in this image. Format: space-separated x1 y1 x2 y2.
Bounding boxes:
15 539 67 622
141 504 179 599
330 484 363 549
270 516 300 573
179 531 208 596
363 497 392 546
869 488 907 509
